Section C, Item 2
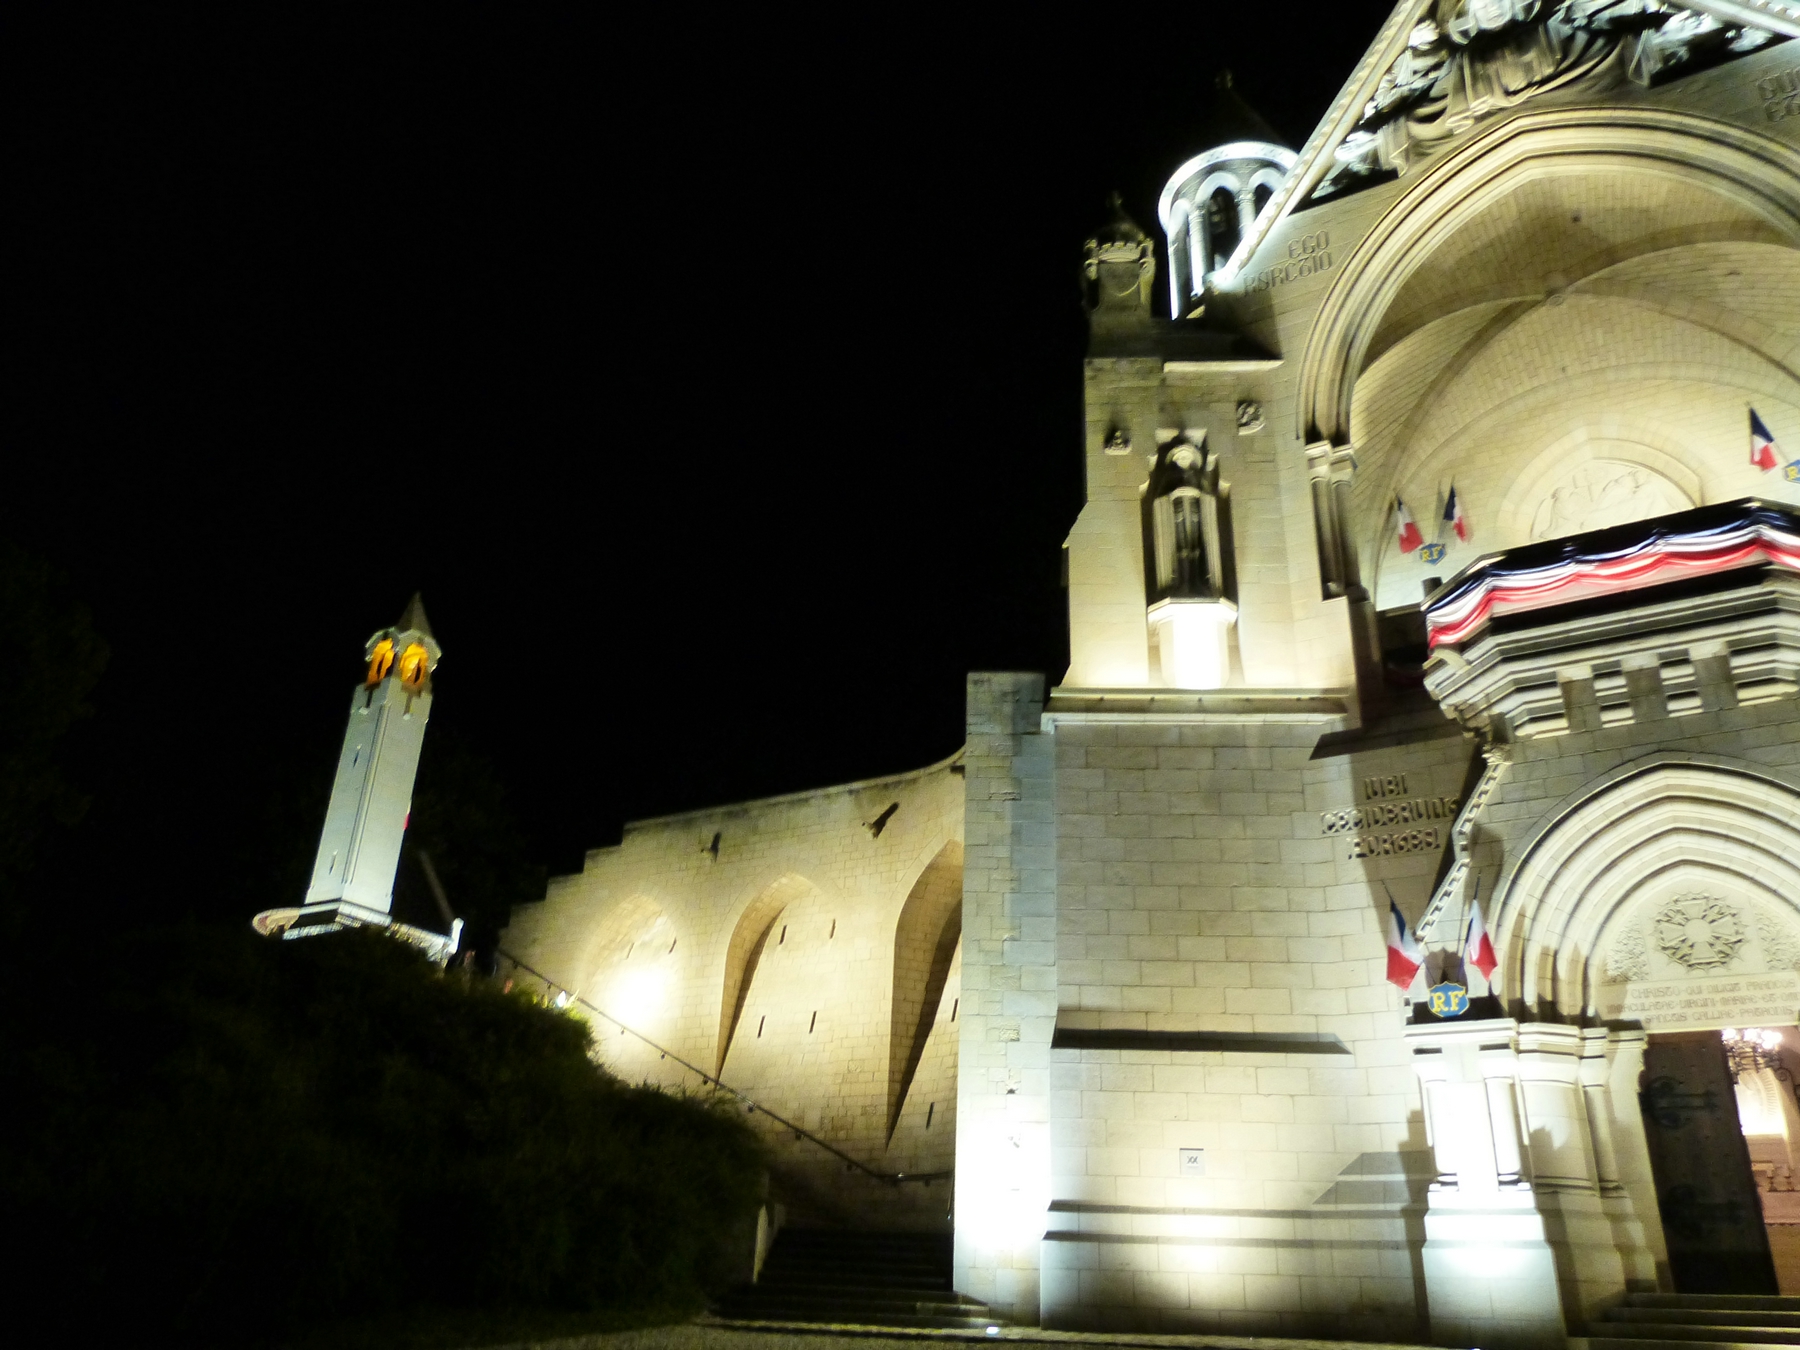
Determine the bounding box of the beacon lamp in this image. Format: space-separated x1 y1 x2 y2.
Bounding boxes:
1148 598 1237 690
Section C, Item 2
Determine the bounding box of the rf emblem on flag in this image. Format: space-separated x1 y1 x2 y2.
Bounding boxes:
1420 542 1446 565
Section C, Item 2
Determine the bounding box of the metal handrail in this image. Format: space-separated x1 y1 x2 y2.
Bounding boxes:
495 948 951 1186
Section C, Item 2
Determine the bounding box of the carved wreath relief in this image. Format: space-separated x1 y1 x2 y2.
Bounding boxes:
1652 894 1747 971
1599 892 1800 1030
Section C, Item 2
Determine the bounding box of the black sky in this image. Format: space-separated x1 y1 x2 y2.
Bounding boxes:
10 7 1397 914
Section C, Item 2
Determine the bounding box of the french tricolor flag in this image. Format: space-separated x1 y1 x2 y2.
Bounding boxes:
1443 485 1469 542
1752 408 1782 472
1464 897 1497 985
1396 497 1423 554
1385 898 1423 991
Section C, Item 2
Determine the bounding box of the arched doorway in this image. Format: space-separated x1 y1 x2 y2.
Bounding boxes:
1492 759 1800 1292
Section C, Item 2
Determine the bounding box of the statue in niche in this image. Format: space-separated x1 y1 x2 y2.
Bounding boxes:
1142 434 1233 604
1316 0 1779 198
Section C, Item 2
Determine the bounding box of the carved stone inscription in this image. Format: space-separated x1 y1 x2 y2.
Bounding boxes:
1763 65 1800 122
1322 772 1459 859
1244 231 1331 294
1597 970 1800 1032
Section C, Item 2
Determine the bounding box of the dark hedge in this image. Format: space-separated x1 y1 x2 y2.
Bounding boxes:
1 924 765 1345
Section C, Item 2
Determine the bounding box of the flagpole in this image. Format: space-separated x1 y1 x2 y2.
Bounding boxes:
1459 875 1479 993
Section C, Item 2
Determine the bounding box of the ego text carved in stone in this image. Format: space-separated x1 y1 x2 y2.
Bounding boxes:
1654 895 1747 972
1243 232 1331 294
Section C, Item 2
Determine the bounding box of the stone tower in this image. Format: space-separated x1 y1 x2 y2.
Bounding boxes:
1158 72 1295 318
289 595 443 936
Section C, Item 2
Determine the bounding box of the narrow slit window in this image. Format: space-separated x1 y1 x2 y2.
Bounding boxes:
951 998 959 1022
829 919 836 939
757 1015 765 1038
809 1010 817 1033
926 1102 935 1129
779 924 787 945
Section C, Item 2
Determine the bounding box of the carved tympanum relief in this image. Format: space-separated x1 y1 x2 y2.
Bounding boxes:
1316 0 1784 200
1528 459 1692 540
1599 890 1800 1030
1653 893 1747 970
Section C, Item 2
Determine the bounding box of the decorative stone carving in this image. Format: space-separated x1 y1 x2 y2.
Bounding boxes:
1315 0 1781 199
1236 400 1265 434
1527 460 1692 540
1755 902 1800 972
1652 894 1747 971
1103 427 1132 455
1606 919 1651 982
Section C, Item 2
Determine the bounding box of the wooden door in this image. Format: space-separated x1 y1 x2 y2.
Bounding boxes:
1640 1030 1777 1293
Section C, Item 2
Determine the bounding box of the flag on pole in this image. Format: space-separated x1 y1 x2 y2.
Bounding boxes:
1385 898 1424 990
1443 485 1469 542
1752 408 1782 472
1464 897 1498 983
1396 497 1423 554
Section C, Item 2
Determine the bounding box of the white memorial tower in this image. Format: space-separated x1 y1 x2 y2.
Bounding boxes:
261 595 454 955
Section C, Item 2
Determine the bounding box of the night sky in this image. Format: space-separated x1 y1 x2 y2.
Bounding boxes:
12 8 1396 920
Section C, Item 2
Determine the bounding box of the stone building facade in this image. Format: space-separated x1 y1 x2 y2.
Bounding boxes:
502 3 1800 1344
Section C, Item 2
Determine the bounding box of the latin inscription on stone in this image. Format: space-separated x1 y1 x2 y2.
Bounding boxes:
1321 773 1459 857
1759 66 1800 122
1244 231 1331 293
1596 969 1800 1032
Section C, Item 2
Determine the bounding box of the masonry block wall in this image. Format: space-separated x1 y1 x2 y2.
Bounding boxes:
501 754 966 1229
1038 704 1474 1337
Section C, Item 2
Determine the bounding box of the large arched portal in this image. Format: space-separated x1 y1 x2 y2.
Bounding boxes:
1489 757 1800 1295
1297 108 1800 641
1491 758 1800 1021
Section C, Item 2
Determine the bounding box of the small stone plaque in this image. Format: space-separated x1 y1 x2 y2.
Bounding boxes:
1178 1147 1205 1176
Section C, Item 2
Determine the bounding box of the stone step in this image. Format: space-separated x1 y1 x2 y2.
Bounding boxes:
1580 1339 1800 1350
1627 1296 1800 1313
715 1311 1000 1331
1582 1326 1800 1345
722 1227 991 1332
1607 1310 1800 1329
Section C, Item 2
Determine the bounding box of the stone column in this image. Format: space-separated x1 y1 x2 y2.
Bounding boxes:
1594 1029 1668 1289
1405 1018 1568 1350
955 673 1057 1324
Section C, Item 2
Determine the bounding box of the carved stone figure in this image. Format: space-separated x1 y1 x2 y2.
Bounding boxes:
1143 435 1230 603
1316 0 1780 198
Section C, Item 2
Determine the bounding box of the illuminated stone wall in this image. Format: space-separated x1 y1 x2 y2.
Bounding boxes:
501 754 965 1230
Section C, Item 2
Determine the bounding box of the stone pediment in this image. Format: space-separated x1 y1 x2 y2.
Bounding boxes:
1217 0 1800 291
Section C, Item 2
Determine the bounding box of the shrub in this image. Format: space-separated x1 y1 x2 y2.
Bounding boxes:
2 924 764 1345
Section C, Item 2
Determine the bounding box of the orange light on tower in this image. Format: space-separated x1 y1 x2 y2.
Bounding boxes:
366 638 395 685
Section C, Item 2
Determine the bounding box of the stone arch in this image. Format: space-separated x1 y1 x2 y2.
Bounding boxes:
1298 105 1800 446
887 839 963 1139
577 894 680 1033
715 872 819 1075
1490 759 1800 1022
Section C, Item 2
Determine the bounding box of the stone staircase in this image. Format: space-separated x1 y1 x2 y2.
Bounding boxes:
1580 1293 1800 1349
713 1228 1000 1331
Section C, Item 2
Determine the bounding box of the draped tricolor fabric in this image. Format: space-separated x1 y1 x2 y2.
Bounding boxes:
1423 499 1800 649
